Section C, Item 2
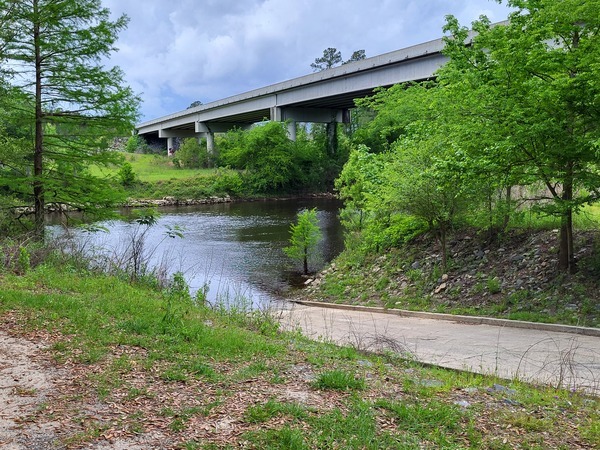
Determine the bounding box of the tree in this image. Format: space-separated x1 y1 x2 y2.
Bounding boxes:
125 135 147 153
218 122 303 192
311 48 367 71
0 0 140 237
284 208 322 275
173 137 209 169
187 100 203 109
343 49 366 64
311 47 342 71
440 0 600 273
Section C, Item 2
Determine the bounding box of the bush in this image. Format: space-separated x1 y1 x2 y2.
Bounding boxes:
125 135 148 153
173 138 211 169
118 162 137 187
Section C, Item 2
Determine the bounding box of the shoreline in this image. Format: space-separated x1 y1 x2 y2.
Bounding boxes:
122 192 338 208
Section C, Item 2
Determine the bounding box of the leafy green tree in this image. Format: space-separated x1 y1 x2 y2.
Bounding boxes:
382 127 470 270
218 122 300 192
0 0 140 237
125 135 147 154
440 0 600 273
173 137 209 169
284 208 322 274
118 162 137 187
335 144 388 232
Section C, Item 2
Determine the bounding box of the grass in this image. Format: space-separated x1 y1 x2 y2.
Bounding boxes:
0 261 598 448
122 153 216 182
91 153 215 183
312 369 366 391
309 225 600 328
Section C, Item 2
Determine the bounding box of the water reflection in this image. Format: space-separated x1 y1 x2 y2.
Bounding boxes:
50 198 343 307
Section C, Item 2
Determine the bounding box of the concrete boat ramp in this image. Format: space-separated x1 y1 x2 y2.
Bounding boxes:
278 301 600 395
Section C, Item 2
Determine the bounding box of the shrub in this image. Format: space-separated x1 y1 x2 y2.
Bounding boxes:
283 208 322 274
118 162 137 187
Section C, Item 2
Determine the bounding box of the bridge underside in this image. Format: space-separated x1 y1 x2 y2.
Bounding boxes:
136 37 450 151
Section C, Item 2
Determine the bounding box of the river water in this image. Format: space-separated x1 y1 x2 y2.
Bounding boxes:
51 198 343 308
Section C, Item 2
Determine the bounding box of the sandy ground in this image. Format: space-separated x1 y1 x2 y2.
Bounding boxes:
0 332 165 450
0 332 61 449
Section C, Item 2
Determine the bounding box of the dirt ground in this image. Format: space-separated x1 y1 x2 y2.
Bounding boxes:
0 331 61 449
0 330 166 450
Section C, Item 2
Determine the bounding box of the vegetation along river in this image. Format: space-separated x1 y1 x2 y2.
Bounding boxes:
50 198 344 308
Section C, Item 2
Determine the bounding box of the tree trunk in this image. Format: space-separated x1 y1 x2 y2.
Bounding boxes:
437 223 448 273
33 1 45 240
502 185 512 231
326 122 338 156
303 246 308 275
558 165 575 273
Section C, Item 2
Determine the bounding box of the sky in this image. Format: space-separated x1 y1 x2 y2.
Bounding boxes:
101 1 513 122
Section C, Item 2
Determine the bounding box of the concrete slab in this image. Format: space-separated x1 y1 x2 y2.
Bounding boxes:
278 303 600 395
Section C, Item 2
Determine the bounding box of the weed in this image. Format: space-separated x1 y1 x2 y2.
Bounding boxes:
160 368 188 382
375 275 390 290
487 276 502 294
502 411 552 432
313 369 365 391
375 398 466 446
406 268 423 282
244 399 307 424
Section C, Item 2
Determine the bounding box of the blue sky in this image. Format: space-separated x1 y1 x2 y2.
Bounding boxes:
102 0 512 122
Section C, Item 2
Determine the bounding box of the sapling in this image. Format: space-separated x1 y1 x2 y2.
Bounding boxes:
284 208 322 275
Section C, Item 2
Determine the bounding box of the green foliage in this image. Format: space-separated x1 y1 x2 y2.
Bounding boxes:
313 369 366 391
335 144 389 229
283 208 322 274
173 137 211 169
124 135 147 154
17 246 31 275
216 122 333 194
217 122 296 192
118 162 137 187
335 0 600 275
0 0 140 237
163 272 193 328
438 1 600 271
310 47 342 71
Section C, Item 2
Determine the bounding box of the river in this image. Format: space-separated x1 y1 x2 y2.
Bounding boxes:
50 198 344 308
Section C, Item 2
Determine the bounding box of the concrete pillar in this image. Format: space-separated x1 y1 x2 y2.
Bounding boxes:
206 132 215 154
287 121 297 141
167 137 175 156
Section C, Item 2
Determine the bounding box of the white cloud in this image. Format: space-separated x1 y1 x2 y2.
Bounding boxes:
101 0 512 120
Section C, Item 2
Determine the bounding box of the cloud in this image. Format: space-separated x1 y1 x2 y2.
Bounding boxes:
101 0 512 121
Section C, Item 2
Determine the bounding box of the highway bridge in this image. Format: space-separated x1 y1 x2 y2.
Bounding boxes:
135 33 454 151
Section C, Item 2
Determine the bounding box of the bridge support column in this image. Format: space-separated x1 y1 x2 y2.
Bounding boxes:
287 121 297 141
206 132 215 154
167 137 175 154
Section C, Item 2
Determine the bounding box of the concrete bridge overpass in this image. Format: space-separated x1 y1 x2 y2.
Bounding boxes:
135 33 454 151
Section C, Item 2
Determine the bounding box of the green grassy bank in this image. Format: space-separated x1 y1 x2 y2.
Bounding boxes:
0 256 598 449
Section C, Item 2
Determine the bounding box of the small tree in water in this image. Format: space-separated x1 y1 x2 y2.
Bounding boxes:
284 208 322 275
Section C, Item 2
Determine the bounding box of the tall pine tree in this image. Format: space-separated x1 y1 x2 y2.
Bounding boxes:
0 0 140 237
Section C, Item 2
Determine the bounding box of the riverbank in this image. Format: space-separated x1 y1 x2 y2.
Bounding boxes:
303 228 600 329
123 192 337 208
0 264 598 448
